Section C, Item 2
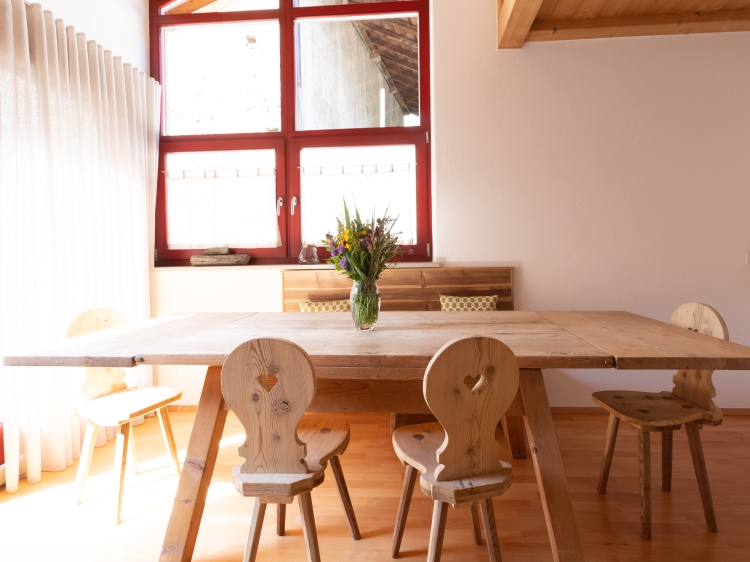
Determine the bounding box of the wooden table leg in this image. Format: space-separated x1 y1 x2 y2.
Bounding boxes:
503 415 528 459
160 366 228 562
520 369 586 562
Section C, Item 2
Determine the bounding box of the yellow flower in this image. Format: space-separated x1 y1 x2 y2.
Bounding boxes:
346 243 352 250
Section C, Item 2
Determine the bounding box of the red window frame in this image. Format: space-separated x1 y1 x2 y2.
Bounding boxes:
149 0 431 266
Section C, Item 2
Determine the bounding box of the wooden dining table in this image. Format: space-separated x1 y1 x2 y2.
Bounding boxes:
5 310 750 562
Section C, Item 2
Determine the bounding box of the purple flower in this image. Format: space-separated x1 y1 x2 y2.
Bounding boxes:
331 246 339 257
339 258 348 269
362 236 371 249
337 245 345 254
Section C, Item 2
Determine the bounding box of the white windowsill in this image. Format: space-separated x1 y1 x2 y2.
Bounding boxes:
156 261 440 272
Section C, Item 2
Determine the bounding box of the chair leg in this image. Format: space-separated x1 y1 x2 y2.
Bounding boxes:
685 422 718 532
638 430 651 540
427 500 449 562
114 422 130 525
277 503 286 536
75 422 99 505
480 498 503 562
392 464 418 558
469 504 483 546
598 414 620 494
243 498 267 562
127 423 138 475
157 407 181 478
298 492 321 562
330 455 361 540
662 430 673 492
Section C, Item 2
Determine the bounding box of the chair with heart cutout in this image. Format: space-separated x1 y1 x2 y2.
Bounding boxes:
221 337 360 562
593 302 727 540
70 308 182 525
390 336 519 562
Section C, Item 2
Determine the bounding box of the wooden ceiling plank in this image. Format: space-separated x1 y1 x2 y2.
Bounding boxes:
644 0 685 15
693 0 734 11
716 0 750 11
351 20 412 114
549 0 590 20
498 0 548 48
598 0 638 18
620 0 660 17
367 34 419 62
527 9 750 40
670 0 717 13
572 0 613 20
379 53 419 74
536 0 563 20
378 18 419 38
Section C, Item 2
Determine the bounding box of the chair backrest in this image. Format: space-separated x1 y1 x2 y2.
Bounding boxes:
67 308 128 401
222 338 316 475
424 336 519 482
670 303 728 411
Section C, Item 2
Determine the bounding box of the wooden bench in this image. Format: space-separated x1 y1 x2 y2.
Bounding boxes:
281 266 528 458
281 266 514 312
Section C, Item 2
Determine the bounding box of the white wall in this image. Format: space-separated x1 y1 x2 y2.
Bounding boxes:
431 1 750 407
154 0 750 407
41 0 149 71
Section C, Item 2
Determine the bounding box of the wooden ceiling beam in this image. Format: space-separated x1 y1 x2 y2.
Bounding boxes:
497 0 547 49
526 10 750 41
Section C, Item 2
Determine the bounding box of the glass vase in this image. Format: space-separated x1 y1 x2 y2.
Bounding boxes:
350 279 380 331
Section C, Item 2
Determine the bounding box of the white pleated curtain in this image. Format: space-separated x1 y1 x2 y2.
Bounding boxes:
0 0 160 493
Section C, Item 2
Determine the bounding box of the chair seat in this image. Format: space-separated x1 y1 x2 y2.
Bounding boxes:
592 390 722 430
392 422 512 506
232 416 350 499
76 387 182 426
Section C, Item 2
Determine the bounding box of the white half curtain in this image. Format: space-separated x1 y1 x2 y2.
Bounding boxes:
0 0 160 493
300 165 418 246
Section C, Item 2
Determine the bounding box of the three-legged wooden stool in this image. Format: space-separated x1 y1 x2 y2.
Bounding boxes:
391 336 519 562
221 337 360 562
70 308 182 524
593 302 726 540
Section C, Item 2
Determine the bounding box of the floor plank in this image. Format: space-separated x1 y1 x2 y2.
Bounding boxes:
1 412 749 561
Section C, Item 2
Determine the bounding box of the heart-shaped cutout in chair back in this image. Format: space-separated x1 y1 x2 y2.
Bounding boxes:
258 373 279 391
463 374 480 391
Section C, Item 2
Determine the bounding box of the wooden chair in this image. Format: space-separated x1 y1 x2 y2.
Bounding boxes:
593 302 727 540
391 336 519 562
70 308 182 524
221 337 360 562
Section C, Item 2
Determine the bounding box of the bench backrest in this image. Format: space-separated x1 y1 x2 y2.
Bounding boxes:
282 267 514 312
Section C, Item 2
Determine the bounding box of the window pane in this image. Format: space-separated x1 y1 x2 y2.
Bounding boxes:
163 22 281 135
296 0 408 5
161 0 278 15
295 15 419 131
300 145 417 246
166 150 281 249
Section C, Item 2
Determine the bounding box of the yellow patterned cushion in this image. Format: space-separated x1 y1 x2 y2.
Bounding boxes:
299 300 350 312
439 295 498 312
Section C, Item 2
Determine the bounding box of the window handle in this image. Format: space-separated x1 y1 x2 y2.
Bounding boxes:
291 196 298 215
277 197 283 217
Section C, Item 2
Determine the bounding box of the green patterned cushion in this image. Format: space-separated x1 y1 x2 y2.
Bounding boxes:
300 300 350 312
439 295 498 312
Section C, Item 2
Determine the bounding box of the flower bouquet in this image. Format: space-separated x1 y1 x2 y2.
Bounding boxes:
323 201 408 331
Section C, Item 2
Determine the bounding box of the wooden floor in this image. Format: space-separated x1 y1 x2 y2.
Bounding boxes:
1 412 749 562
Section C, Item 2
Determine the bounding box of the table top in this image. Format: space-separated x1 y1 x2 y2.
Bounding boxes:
5 311 750 374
